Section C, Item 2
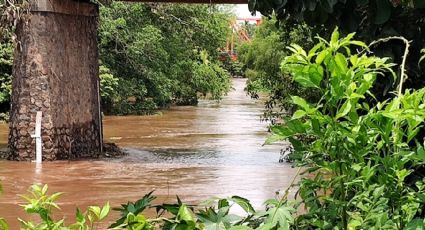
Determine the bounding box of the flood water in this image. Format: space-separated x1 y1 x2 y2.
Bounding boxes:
0 78 297 227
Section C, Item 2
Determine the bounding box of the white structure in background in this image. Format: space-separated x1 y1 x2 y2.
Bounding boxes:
234 4 261 22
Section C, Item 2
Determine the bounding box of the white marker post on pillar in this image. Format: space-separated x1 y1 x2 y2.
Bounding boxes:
31 111 43 164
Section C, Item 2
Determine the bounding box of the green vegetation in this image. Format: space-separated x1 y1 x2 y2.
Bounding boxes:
238 6 425 228
238 17 319 120
2 1 425 229
0 2 233 118
0 184 297 230
0 35 12 120
98 2 232 115
1 184 110 230
268 29 425 228
241 1 425 121
248 0 425 100
3 31 425 229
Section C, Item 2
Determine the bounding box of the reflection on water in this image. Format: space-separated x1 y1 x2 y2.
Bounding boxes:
0 79 297 227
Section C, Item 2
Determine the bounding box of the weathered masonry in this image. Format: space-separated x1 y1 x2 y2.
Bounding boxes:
10 0 246 161
9 0 102 160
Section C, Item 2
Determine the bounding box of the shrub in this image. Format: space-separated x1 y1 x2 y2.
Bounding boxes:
268 28 425 228
238 17 320 121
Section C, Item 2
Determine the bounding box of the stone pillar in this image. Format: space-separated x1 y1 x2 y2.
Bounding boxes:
8 0 102 160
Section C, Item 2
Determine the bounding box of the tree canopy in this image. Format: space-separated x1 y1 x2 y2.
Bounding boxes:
0 2 235 117
248 0 425 98
98 2 232 114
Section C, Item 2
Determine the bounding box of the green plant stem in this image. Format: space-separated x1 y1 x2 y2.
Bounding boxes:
396 38 410 97
368 36 410 150
367 36 410 97
271 160 304 222
339 162 347 230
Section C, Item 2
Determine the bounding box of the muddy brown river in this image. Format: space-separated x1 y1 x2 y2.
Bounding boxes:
0 78 297 227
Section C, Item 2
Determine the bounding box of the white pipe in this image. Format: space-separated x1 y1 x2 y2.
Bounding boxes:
31 111 43 164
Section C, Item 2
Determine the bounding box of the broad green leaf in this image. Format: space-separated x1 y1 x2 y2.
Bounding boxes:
0 218 9 230
218 199 229 209
177 204 195 224
99 202 110 220
351 164 362 172
291 96 311 112
349 93 364 99
349 41 368 49
336 100 352 120
286 119 307 134
293 71 321 88
230 196 255 214
49 192 64 203
405 218 425 230
292 110 306 119
316 50 328 64
311 119 321 134
335 53 348 72
347 219 362 230
89 206 101 218
204 222 226 230
75 208 84 222
396 169 411 184
41 184 48 195
265 134 287 145
270 126 294 138
350 55 358 65
307 42 324 61
412 147 425 163
288 44 307 57
265 205 295 229
330 28 340 47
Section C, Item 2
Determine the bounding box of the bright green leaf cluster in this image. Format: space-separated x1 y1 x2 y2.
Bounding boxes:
268 28 425 229
18 184 110 230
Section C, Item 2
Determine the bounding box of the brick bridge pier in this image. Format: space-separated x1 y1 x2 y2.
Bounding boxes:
9 0 246 161
9 0 101 160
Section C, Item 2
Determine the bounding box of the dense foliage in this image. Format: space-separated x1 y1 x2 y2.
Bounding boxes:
0 0 28 120
0 184 297 230
0 36 12 112
98 3 232 115
0 2 233 117
238 17 319 121
248 0 425 100
4 33 425 229
267 29 425 229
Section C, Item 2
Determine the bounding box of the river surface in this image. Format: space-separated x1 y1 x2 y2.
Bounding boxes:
0 78 297 227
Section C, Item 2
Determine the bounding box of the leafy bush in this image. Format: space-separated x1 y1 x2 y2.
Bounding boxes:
99 64 119 112
0 36 13 117
191 62 231 101
220 54 245 77
99 3 232 114
0 184 298 230
0 184 110 230
238 17 320 121
248 0 425 102
268 28 425 228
